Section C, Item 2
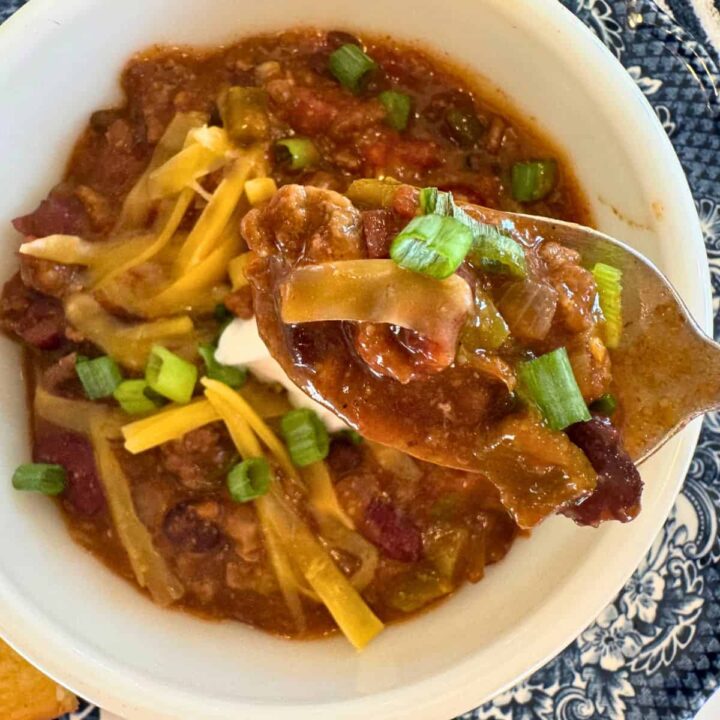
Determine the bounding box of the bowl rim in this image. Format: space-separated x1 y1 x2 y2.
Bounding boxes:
0 0 710 718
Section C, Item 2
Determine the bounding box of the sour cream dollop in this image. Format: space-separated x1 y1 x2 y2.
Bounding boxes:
216 318 348 432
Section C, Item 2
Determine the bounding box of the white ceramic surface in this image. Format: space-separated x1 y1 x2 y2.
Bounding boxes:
0 1 710 718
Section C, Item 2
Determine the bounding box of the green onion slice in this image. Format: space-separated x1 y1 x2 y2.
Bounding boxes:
145 345 198 405
592 262 623 348
518 347 591 430
464 219 527 279
227 457 271 502
113 379 162 415
390 214 473 279
419 188 526 277
281 408 330 467
275 138 320 171
511 160 557 202
12 463 66 495
590 393 618 416
198 343 247 389
418 186 451 216
75 355 123 400
328 44 377 93
378 91 412 131
419 187 439 215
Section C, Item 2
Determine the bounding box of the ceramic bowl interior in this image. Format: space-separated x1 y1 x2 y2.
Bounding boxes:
0 0 709 718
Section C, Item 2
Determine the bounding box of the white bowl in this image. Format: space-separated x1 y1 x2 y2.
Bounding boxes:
0 0 710 718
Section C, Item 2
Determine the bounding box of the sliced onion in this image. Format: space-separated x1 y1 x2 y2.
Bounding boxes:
497 278 558 341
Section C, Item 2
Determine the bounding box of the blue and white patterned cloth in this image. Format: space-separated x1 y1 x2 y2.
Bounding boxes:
2 1 720 719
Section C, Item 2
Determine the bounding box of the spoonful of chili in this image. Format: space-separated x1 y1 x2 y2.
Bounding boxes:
237 179 714 529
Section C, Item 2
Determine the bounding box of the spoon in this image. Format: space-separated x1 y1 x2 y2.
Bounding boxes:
467 204 716 464
242 184 714 525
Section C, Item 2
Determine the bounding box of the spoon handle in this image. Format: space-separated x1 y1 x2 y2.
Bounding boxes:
613 297 720 462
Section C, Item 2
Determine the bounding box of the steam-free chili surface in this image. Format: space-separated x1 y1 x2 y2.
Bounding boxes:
2 29 603 639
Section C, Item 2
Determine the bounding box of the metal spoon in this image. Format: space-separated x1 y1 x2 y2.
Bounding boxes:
468 204 715 463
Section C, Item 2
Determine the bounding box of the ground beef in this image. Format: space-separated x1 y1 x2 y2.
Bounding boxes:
19 256 83 299
160 425 236 492
0 274 66 350
224 285 254 319
163 500 224 553
540 241 599 333
223 504 262 562
265 79 385 140
361 132 442 177
74 185 113 232
241 184 365 263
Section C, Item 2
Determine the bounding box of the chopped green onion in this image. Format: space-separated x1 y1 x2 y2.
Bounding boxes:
145 345 198 404
390 214 473 279
444 108 484 148
328 44 377 93
592 262 623 348
420 187 456 217
518 347 591 430
227 458 271 502
198 343 247 388
12 463 66 495
419 188 526 277
590 393 618 416
465 220 527 278
75 355 123 400
511 160 557 202
378 91 412 131
275 138 320 171
451 197 526 277
218 86 270 145
419 187 438 215
113 379 162 415
281 408 330 467
418 186 450 216
332 429 364 445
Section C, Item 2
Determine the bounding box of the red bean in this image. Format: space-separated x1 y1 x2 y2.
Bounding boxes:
563 416 643 526
363 497 423 562
33 424 105 516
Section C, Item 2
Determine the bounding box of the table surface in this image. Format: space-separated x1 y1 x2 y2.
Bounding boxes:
2 1 720 719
